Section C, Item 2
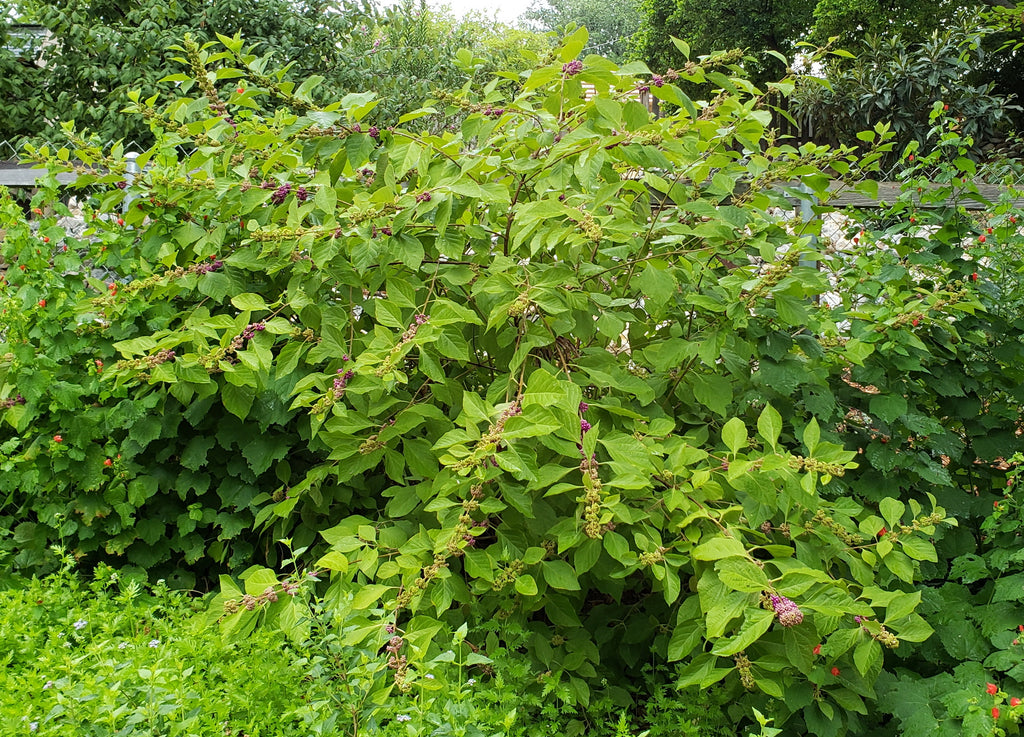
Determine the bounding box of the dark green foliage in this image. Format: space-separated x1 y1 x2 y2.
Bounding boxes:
631 0 816 83
0 0 548 147
4 28 1024 737
791 17 1021 160
519 0 642 61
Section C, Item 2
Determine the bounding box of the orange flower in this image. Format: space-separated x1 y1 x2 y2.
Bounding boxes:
988 683 999 695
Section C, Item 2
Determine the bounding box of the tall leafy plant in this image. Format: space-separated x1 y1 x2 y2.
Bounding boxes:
4 28 1024 735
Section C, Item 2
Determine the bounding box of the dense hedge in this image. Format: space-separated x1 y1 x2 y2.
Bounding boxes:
3 29 1024 735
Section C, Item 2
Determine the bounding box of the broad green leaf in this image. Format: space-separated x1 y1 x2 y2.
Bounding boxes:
722 417 747 454
693 536 747 561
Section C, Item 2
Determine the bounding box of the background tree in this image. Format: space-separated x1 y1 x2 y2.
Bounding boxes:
631 0 816 84
0 0 548 147
790 17 1021 162
518 0 641 61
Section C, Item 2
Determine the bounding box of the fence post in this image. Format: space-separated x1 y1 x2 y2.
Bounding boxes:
123 152 140 213
796 181 818 255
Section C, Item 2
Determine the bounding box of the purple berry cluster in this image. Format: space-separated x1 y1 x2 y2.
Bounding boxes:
149 349 176 366
562 60 583 76
270 183 292 205
0 394 26 410
483 105 506 118
651 74 665 88
195 259 224 275
241 322 266 340
415 191 432 203
333 369 354 398
579 401 589 414
371 226 393 238
770 594 804 627
401 313 429 341
581 419 592 433
368 126 380 140
295 186 309 202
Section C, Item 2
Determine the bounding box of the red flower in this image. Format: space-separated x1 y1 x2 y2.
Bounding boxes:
1012 698 1021 707
993 707 1001 719
988 683 999 695
103 458 113 467
53 435 62 443
878 527 887 537
813 644 821 655
831 667 840 677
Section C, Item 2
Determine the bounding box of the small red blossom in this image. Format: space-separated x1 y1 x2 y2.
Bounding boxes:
979 235 987 243
813 644 821 655
236 87 244 94
104 458 113 467
117 218 125 226
38 299 46 307
993 707 1001 719
988 683 999 695
831 667 840 677
42 236 49 243
53 435 62 443
1012 698 1022 707
878 527 887 536
912 318 919 327
908 154 914 161
971 272 979 282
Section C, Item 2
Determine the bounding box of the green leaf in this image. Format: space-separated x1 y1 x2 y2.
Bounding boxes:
693 536 747 561
221 383 255 420
515 574 538 596
722 417 747 454
757 404 782 448
870 394 907 423
711 608 774 656
879 498 905 526
716 558 770 592
899 536 937 562
853 637 882 677
231 293 268 311
668 596 704 661
351 584 391 610
543 560 581 590
802 418 820 456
